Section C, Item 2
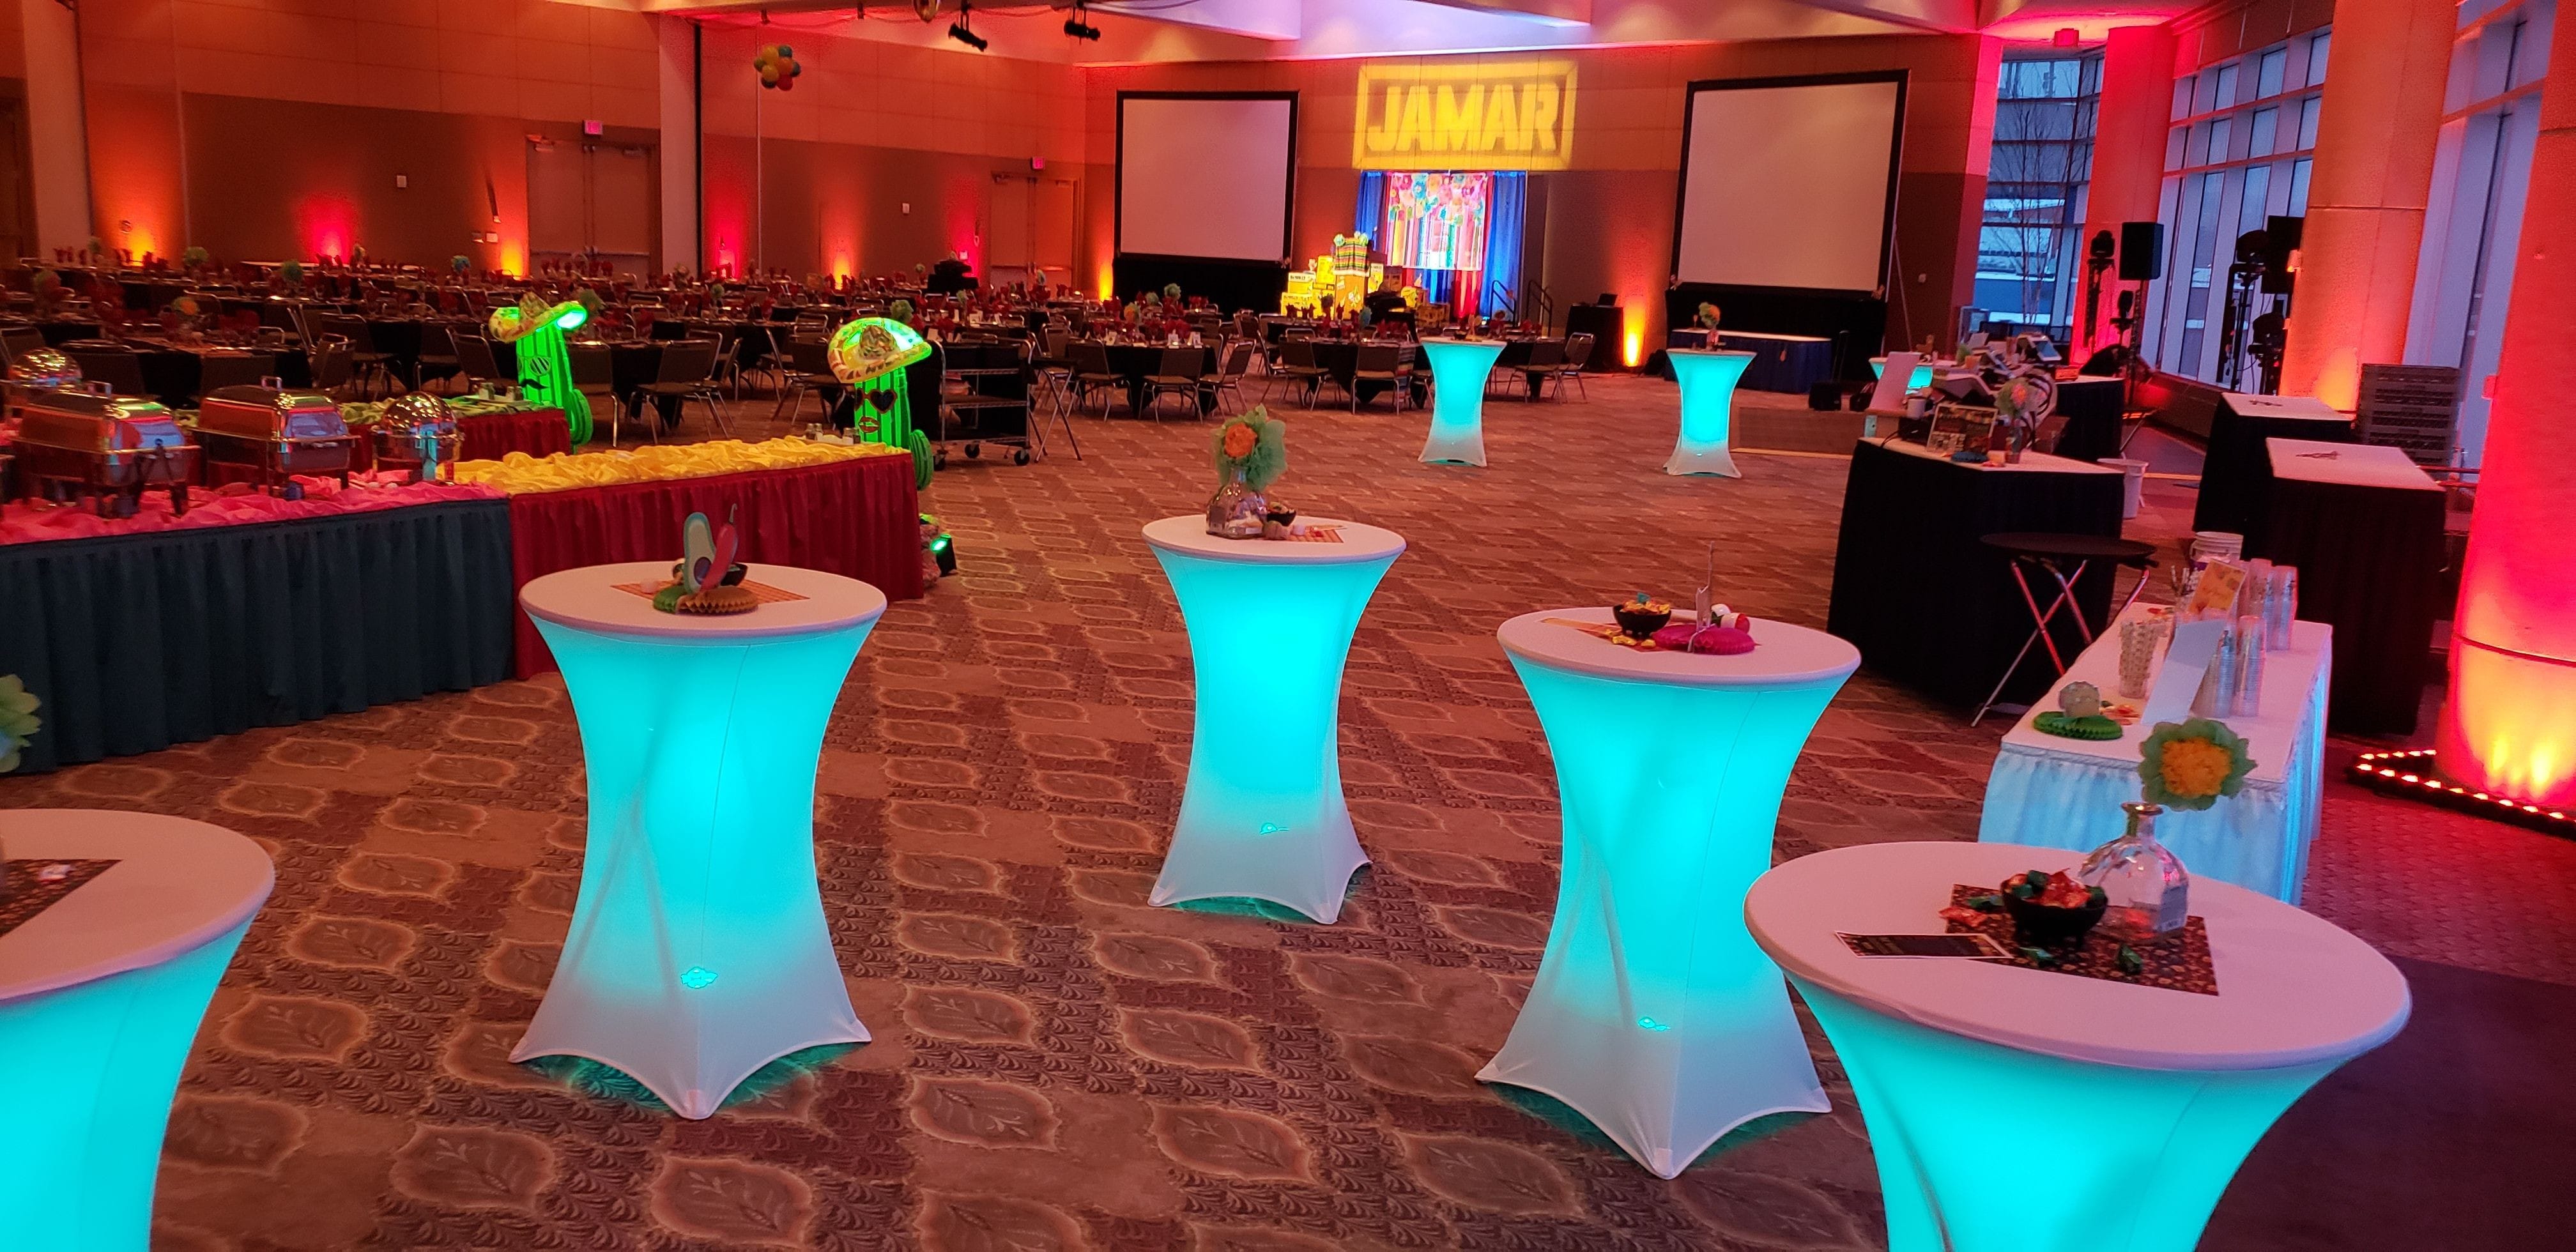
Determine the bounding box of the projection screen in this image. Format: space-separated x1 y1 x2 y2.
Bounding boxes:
1117 93 1298 262
1672 74 1907 293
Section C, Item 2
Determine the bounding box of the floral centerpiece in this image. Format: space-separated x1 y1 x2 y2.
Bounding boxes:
2136 717 2257 809
2078 717 2258 942
0 675 41 773
1205 407 1287 538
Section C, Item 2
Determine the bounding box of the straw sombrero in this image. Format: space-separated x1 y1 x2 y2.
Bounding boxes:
828 317 931 386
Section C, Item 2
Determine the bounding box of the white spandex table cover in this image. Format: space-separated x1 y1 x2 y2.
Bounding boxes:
1143 517 1405 922
1416 338 1506 466
1484 607 1860 1177
1980 604 2334 903
517 561 885 1118
1749 840 2409 1252
1 809 273 1252
1664 348 1755 477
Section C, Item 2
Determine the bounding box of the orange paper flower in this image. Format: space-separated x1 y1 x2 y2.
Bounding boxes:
1222 424 1257 459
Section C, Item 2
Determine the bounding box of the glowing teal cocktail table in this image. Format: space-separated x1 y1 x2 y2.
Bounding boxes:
1747 841 2411 1251
1664 347 1756 477
1143 515 1406 923
517 561 885 1118
1 810 273 1252
1483 607 1860 1176
1417 338 1507 466
1869 355 1941 392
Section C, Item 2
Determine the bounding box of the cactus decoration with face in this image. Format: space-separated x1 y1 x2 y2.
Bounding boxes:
828 316 937 489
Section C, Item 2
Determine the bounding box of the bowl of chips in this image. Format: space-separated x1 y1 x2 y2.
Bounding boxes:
1612 593 1673 639
2000 869 2108 950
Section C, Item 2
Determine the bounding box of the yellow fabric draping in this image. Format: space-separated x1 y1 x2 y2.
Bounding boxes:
452 438 902 495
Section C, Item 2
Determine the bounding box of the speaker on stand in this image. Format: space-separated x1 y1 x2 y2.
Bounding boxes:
2113 221 2164 431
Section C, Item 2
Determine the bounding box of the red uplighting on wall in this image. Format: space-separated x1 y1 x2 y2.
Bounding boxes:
298 195 358 264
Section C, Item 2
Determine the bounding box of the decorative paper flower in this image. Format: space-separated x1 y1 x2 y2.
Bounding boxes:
2137 717 2256 810
0 675 41 774
1209 407 1287 491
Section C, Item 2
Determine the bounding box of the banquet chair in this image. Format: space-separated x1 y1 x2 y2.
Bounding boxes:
1517 339 1566 401
310 312 394 399
1068 340 1123 417
194 353 270 397
415 323 464 392
454 333 504 390
62 344 148 399
308 336 356 397
1266 337 1327 407
769 336 843 425
1144 346 1205 422
1207 340 1258 415
1550 333 1596 401
566 343 621 444
1 326 45 364
1350 342 1410 413
634 336 728 438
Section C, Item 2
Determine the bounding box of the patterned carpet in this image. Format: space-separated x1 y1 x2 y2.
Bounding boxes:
5 372 2570 1251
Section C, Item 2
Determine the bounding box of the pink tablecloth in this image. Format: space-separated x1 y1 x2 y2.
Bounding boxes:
0 477 502 546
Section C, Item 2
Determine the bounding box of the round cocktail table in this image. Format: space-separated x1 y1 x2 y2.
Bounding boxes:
516 561 885 1118
1142 515 1405 923
1746 840 2411 1252
1664 347 1756 477
1482 607 1860 1177
1417 338 1506 466
1 809 273 1251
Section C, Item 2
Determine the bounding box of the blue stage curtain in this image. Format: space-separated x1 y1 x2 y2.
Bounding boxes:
1420 270 1451 304
1482 172 1526 317
1354 172 1384 242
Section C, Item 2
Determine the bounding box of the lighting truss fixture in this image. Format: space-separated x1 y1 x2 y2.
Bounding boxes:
2347 748 2575 834
1064 2 1100 40
949 1 987 50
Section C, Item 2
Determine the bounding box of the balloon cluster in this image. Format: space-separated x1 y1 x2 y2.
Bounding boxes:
754 43 802 91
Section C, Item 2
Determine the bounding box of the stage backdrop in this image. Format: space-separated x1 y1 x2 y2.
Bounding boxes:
1117 93 1298 263
1673 73 1908 295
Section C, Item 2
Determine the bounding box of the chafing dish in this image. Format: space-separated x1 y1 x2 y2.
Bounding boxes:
190 376 355 498
369 392 461 484
11 382 197 517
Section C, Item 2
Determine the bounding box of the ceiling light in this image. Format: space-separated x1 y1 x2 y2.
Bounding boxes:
1064 1 1100 39
949 1 986 50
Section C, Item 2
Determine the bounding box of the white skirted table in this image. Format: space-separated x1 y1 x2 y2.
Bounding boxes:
1142 515 1405 923
516 561 885 1118
1664 348 1756 477
1 809 273 1252
1749 841 2409 1252
1979 604 2333 903
1483 607 1860 1177
1416 337 1506 466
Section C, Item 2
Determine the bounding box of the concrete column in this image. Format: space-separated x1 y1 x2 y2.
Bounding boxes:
21 0 93 254
2278 0 2456 408
2435 12 2576 809
657 15 700 274
2077 25 2175 355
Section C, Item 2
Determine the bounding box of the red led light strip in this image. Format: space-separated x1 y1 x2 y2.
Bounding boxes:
2347 749 2576 834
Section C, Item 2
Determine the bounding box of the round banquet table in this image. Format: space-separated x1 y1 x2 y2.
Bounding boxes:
1142 515 1406 923
515 561 886 1118
1417 338 1506 466
1664 348 1755 477
1483 607 1859 1177
1746 840 2411 1252
0 809 275 1251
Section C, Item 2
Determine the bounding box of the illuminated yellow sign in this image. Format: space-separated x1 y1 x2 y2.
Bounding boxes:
1353 61 1577 171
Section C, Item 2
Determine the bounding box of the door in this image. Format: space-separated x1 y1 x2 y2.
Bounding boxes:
1034 176 1078 291
528 138 658 275
988 171 1032 287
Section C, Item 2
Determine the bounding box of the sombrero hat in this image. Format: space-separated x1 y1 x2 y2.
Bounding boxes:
828 316 931 386
487 293 588 343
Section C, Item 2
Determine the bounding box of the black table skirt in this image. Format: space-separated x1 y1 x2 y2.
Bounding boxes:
1715 333 1836 394
1827 439 2128 708
2255 476 2446 736
2053 378 2126 462
0 500 515 773
2196 407 2356 542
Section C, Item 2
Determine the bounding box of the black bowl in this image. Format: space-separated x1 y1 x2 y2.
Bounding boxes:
1612 603 1673 638
2003 891 2107 951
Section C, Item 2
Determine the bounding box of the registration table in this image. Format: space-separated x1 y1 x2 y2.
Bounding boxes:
1663 348 1756 477
1749 841 2410 1252
1416 338 1506 466
2254 438 2446 737
1142 516 1405 923
515 562 885 1118
1 810 275 1251
1483 607 1859 1177
1979 604 2333 903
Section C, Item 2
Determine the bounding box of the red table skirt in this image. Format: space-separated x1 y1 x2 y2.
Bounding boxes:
351 408 572 473
506 454 923 676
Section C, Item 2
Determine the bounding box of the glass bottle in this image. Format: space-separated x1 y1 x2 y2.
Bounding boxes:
2080 801 2189 943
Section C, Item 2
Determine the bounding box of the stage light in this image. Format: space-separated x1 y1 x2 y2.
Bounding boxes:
948 1 986 50
1064 1 1100 39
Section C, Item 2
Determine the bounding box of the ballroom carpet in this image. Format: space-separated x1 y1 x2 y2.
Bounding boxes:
4 372 2566 1251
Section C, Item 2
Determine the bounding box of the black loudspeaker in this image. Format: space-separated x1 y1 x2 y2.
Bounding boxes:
2261 215 2304 294
2119 221 2165 280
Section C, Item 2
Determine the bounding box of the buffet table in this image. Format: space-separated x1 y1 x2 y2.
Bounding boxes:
0 498 516 773
1826 438 2126 708
1749 841 2410 1252
1979 604 2333 903
502 452 923 677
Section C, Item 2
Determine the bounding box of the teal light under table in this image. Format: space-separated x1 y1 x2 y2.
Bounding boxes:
1416 338 1506 466
1747 841 2411 1252
0 810 273 1252
516 561 885 1118
1664 347 1756 477
1483 607 1860 1177
1142 515 1405 923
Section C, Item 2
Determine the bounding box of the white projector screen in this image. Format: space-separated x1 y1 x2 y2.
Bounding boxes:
1673 75 1906 293
1118 93 1296 262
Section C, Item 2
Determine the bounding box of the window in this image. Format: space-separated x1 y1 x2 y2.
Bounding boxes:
2143 31 2331 385
1970 52 2102 342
